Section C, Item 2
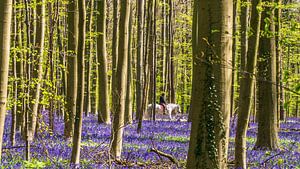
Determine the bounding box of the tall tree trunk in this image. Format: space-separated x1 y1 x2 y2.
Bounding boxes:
187 0 232 168
11 0 17 146
125 6 133 124
97 0 110 124
235 0 262 167
111 0 130 159
231 0 238 117
147 0 154 109
255 0 279 150
111 0 119 116
135 0 144 121
160 0 166 94
16 0 24 132
0 0 12 161
71 0 86 164
152 0 157 121
85 0 94 116
168 0 175 103
275 0 285 121
28 0 45 141
65 0 78 139
24 0 32 160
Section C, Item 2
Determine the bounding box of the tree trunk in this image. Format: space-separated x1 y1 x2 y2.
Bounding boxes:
65 0 78 139
152 0 157 121
85 0 94 116
147 0 154 109
160 0 166 94
255 0 279 150
11 0 17 146
70 0 85 164
125 6 133 124
135 0 144 121
97 0 110 124
28 0 45 141
235 0 262 167
0 0 13 160
16 0 24 132
231 0 240 117
111 0 119 116
275 0 285 121
111 0 130 159
187 0 232 168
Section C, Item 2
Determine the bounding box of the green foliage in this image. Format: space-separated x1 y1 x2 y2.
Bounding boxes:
24 159 50 168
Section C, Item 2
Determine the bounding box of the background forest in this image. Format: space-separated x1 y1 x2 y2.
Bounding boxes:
0 0 299 168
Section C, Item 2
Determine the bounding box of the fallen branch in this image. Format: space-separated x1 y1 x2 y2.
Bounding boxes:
2 145 35 150
114 159 147 167
150 147 180 167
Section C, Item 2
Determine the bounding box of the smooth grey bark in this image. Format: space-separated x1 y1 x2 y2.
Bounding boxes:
0 0 13 161
71 0 86 164
65 0 78 139
97 0 111 124
85 0 94 115
28 0 45 141
111 0 119 116
125 6 133 124
187 0 233 168
235 0 262 167
135 0 144 121
255 0 279 150
111 0 130 159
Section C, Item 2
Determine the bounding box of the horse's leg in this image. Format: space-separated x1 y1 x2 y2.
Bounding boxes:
168 110 172 120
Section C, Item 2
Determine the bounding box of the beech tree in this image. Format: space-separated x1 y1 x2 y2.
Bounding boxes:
111 0 130 159
71 0 86 163
135 0 144 121
0 0 13 160
28 0 45 141
65 0 78 139
97 0 110 124
235 0 262 167
255 0 279 150
187 0 233 168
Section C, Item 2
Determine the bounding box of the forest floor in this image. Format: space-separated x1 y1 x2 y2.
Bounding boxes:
1 112 300 168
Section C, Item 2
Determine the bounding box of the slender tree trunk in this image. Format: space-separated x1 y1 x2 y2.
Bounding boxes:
152 0 157 121
231 0 239 117
11 0 17 146
85 0 94 116
97 0 110 124
160 0 166 94
70 0 86 164
147 0 154 109
275 0 285 121
28 0 45 141
65 0 78 139
235 0 262 167
16 0 24 132
48 2 56 132
24 0 32 160
169 0 175 103
125 6 133 124
135 0 144 121
0 0 12 161
187 0 232 168
111 0 130 159
255 0 279 150
111 0 119 115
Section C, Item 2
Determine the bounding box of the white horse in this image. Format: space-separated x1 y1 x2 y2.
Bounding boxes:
147 103 181 120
